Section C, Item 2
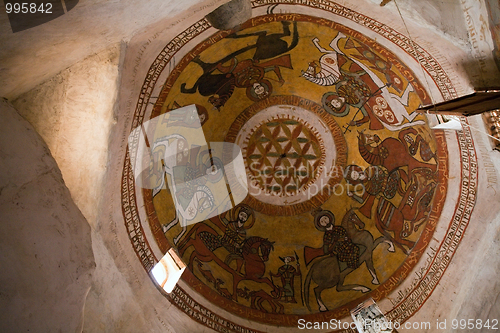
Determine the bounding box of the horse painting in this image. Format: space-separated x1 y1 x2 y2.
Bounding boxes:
303 209 393 312
178 223 279 301
357 128 438 175
375 171 437 254
301 33 424 131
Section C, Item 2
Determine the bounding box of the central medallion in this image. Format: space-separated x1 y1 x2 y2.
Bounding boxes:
243 109 326 197
226 95 347 215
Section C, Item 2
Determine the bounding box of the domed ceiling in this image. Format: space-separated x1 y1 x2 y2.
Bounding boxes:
120 1 475 331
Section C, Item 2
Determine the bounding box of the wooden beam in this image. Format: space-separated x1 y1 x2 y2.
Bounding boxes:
416 89 500 116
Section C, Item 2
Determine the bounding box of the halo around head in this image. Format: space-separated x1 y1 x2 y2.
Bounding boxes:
246 79 272 102
313 209 335 232
322 92 350 117
232 204 255 229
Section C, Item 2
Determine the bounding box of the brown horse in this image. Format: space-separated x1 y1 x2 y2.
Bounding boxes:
303 209 391 312
178 223 279 301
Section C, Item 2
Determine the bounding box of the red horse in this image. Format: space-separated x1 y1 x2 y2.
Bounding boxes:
358 128 437 176
178 223 279 301
357 128 438 254
375 172 436 254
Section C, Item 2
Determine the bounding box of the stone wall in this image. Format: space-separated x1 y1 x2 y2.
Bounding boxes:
0 99 95 332
13 44 123 228
0 0 228 100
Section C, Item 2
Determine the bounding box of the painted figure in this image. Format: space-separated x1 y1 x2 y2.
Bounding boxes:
302 33 424 131
270 255 301 303
321 214 360 269
322 91 351 117
357 128 438 175
226 20 298 62
344 164 407 219
154 140 222 244
179 232 278 301
182 54 292 109
165 102 209 128
246 80 272 102
218 207 250 258
345 39 405 92
181 21 298 109
349 129 439 254
177 205 280 301
345 163 436 255
304 209 359 269
144 104 216 244
197 205 253 266
303 209 392 312
374 172 437 254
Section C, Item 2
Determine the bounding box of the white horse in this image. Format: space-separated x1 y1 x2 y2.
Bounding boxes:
152 135 217 244
302 33 424 131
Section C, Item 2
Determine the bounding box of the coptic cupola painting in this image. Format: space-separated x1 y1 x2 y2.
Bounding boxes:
121 1 475 330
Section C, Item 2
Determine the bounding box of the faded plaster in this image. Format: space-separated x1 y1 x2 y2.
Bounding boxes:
13 44 123 227
0 99 95 332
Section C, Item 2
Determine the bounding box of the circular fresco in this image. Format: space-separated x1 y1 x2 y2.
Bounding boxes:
133 13 448 326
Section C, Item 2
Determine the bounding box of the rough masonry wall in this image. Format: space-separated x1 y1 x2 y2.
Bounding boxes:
375 0 500 89
0 99 95 332
387 0 469 46
13 44 123 228
4 1 237 329
448 116 500 333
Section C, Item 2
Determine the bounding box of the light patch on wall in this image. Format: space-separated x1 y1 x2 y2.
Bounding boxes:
151 248 187 293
